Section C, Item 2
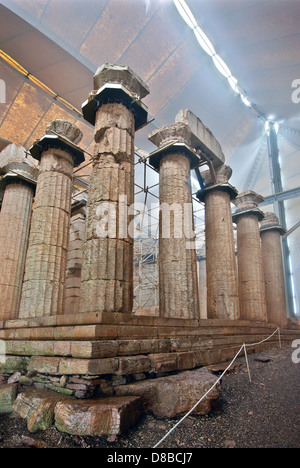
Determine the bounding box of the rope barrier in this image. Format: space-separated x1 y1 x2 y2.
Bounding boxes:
152 326 296 448
153 344 244 448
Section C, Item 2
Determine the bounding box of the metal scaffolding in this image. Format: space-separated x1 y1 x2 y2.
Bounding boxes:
72 142 206 315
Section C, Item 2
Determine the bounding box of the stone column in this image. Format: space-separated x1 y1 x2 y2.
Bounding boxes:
19 120 84 318
197 249 207 319
148 122 200 319
232 191 267 322
196 165 239 320
80 64 149 314
0 144 38 321
260 212 287 326
65 193 87 315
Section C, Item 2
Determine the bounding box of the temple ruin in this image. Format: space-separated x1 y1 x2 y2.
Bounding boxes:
0 64 299 437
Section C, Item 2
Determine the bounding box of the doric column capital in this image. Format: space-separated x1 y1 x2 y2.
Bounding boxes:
149 108 226 172
29 120 85 168
148 122 203 170
232 190 265 222
196 164 237 202
82 64 149 130
260 212 286 235
0 143 38 190
196 182 238 202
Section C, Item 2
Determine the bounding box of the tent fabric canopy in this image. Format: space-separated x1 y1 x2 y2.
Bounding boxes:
0 0 299 315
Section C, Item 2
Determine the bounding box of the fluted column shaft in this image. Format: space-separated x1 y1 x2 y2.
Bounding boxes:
158 153 199 319
80 103 135 314
65 203 86 315
235 213 267 321
204 188 239 320
19 149 73 318
0 181 34 320
260 228 287 326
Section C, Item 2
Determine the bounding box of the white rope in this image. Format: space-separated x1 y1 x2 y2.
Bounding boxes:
152 325 298 448
244 327 279 348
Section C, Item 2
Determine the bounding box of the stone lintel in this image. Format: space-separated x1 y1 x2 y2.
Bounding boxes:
232 207 265 223
29 135 85 167
196 182 238 203
82 83 148 130
175 109 225 167
260 212 286 235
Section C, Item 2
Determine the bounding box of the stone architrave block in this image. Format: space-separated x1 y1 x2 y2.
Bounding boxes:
114 368 221 419
55 396 143 436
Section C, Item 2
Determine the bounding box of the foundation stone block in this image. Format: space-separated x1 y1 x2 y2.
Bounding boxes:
114 367 220 419
13 388 73 432
54 396 143 436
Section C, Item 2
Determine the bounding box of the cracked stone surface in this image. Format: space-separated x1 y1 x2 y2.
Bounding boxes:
204 187 239 320
260 213 287 326
19 121 80 319
235 212 268 322
0 144 37 321
157 151 199 320
80 102 135 315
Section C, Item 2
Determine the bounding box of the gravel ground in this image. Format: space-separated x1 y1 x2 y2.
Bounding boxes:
0 344 299 449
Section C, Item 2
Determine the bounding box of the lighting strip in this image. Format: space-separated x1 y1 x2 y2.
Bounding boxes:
0 49 83 117
173 0 252 109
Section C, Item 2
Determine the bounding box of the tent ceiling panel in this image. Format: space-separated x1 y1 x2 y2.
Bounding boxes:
0 0 299 187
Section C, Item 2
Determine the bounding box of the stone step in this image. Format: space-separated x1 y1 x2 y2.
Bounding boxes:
0 321 288 342
1 337 290 379
0 333 289 359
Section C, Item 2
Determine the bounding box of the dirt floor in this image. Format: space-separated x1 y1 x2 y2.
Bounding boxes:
0 344 299 449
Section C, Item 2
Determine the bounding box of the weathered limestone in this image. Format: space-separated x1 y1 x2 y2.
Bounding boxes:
0 383 18 414
233 191 267 322
19 120 84 319
55 396 143 436
149 121 200 319
13 387 73 433
175 109 225 167
65 193 87 315
80 64 149 314
197 250 207 319
114 367 220 419
197 165 239 320
260 212 287 326
0 144 38 321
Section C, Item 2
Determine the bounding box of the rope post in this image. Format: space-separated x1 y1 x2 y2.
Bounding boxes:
278 327 282 349
243 343 252 383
